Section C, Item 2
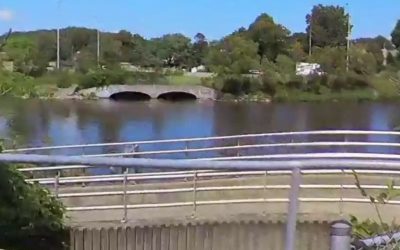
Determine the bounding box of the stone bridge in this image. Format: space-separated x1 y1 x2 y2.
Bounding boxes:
78 85 218 101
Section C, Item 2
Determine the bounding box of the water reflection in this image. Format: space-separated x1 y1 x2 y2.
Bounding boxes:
0 98 399 157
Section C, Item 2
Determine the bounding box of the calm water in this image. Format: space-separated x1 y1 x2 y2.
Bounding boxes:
1 98 400 157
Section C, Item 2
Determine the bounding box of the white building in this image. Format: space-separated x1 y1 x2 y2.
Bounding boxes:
296 63 324 76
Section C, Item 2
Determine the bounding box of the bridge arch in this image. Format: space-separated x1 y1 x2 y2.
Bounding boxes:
157 92 197 101
110 91 151 101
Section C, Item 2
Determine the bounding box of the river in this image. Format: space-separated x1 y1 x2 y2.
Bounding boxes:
0 98 399 157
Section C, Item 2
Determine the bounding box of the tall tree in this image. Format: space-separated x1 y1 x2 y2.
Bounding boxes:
247 13 290 62
206 35 260 75
192 32 208 66
306 5 349 48
152 34 192 67
392 20 400 49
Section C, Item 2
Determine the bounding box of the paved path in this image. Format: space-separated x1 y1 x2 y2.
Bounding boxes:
55 173 400 227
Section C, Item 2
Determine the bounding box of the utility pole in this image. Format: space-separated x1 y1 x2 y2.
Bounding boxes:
346 3 351 72
309 12 313 57
56 0 62 70
97 29 100 67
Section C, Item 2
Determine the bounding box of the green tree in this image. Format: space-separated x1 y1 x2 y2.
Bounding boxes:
4 35 39 75
206 35 260 75
306 5 350 48
191 33 209 66
310 46 346 73
247 13 290 62
0 164 67 250
392 20 400 49
0 142 68 250
349 45 378 75
151 34 192 68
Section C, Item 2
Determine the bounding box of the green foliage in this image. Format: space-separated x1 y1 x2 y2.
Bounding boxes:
220 76 262 96
0 164 68 250
306 5 349 47
0 143 67 250
78 68 128 89
247 13 290 62
351 171 400 246
206 35 260 75
392 20 400 49
310 47 346 73
56 72 74 88
0 70 39 97
349 45 378 75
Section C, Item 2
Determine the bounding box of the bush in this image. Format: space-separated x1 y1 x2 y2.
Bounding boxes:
261 75 277 96
330 75 347 91
0 70 38 97
78 69 128 89
220 76 262 96
221 77 243 96
346 73 371 89
56 72 73 89
0 164 68 250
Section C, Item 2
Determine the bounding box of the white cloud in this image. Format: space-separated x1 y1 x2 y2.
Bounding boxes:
0 9 14 21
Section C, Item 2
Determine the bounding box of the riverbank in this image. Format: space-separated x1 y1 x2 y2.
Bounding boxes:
1 69 400 102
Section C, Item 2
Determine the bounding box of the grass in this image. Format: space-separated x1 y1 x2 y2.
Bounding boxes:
370 76 400 99
274 88 378 102
166 75 202 85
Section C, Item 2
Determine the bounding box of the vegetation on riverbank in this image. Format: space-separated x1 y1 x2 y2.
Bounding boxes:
0 143 67 250
0 5 399 102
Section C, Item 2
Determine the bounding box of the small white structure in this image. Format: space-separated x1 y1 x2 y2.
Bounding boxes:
191 65 206 73
296 63 324 76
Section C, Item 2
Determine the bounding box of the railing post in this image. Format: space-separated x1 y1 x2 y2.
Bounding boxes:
185 141 189 157
121 169 128 223
192 171 197 218
285 168 301 250
236 139 240 156
132 144 139 173
54 171 60 198
339 170 345 217
263 170 268 216
330 220 352 250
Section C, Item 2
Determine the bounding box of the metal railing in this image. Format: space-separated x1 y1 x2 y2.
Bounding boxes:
1 154 400 250
6 130 400 250
5 130 400 160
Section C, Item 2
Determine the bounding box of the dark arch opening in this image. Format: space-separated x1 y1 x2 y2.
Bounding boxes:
110 92 151 101
157 92 197 101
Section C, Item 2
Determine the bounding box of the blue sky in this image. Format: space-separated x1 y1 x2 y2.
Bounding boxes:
0 0 399 40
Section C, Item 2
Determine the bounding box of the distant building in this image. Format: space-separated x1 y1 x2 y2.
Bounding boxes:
296 62 324 76
190 65 206 73
0 52 14 71
382 48 399 66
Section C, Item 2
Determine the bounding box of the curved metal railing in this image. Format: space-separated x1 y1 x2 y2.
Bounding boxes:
5 130 400 160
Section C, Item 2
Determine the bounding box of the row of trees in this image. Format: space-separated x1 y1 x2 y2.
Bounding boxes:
1 4 399 78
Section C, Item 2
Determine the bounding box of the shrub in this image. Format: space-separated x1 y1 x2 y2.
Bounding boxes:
221 77 243 96
346 73 371 89
0 164 68 250
78 69 128 89
261 75 277 96
56 72 73 89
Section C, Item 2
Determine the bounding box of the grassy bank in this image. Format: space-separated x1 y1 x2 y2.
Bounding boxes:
1 68 399 102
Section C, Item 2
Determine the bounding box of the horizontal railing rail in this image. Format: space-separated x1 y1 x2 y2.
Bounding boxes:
6 129 400 164
7 130 400 153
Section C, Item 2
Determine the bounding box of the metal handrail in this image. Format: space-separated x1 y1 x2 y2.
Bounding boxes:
65 198 400 212
5 130 400 153
17 152 400 173
56 184 400 198
2 152 400 250
83 141 400 158
27 169 400 186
